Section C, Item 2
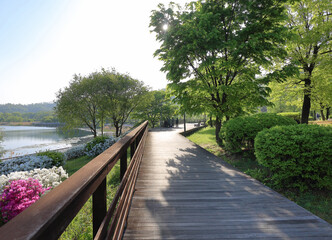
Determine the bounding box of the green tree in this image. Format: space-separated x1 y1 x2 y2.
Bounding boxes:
267 81 302 113
133 90 167 128
55 69 148 138
311 72 332 120
150 0 290 142
55 73 104 137
100 69 148 137
285 0 332 123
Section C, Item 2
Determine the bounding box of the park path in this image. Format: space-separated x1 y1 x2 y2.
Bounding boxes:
123 127 332 239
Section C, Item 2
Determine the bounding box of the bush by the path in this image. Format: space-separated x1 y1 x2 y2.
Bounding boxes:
255 124 332 191
221 113 296 153
37 151 67 167
278 112 301 123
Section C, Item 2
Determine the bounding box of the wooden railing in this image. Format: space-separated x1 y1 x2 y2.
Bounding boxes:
0 121 149 240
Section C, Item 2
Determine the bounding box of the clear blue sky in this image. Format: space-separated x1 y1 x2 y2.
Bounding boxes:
0 0 185 104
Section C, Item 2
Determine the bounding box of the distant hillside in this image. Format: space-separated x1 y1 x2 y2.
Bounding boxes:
0 103 55 113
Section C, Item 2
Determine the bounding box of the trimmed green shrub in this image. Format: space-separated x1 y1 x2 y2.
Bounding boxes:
220 113 297 153
36 151 67 167
84 136 108 152
278 112 301 123
255 124 332 191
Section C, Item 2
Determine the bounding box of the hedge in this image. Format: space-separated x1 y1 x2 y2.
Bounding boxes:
220 113 297 153
255 124 332 191
278 112 301 123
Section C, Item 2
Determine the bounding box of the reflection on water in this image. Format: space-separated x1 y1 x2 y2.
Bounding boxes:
0 126 93 159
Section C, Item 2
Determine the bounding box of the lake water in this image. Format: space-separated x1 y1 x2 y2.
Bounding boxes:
0 126 93 159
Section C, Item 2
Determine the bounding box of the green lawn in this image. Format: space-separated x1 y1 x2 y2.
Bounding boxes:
187 127 332 224
187 127 225 157
64 155 94 176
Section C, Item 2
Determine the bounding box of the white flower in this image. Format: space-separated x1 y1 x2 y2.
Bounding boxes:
0 167 69 194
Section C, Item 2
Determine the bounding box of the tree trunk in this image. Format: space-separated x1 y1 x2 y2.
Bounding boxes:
215 116 222 144
301 79 311 124
326 108 330 120
115 126 120 137
320 109 326 121
101 117 104 136
209 116 213 127
92 129 97 138
114 121 120 137
119 123 123 136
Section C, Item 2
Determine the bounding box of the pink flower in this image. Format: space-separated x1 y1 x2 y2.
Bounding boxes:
0 178 48 223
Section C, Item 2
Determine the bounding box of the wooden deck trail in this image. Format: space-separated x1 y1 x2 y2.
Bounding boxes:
123 127 332 239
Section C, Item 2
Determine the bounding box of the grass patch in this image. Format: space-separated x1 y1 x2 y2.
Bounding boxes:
187 127 225 157
64 155 94 176
187 127 332 224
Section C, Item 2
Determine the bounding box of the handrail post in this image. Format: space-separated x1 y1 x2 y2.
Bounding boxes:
93 178 107 238
130 141 136 159
120 149 127 180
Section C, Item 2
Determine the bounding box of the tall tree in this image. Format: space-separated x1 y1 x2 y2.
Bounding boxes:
285 0 332 123
55 69 147 138
150 0 290 142
100 69 148 137
133 90 177 128
55 73 104 138
311 70 332 120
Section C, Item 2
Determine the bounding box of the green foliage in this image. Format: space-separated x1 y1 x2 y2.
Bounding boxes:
84 136 108 152
150 0 290 141
0 112 57 123
100 69 148 137
133 90 178 128
278 112 301 123
205 119 216 127
221 113 297 153
255 124 332 191
282 0 332 123
55 68 147 138
0 103 55 113
36 151 66 167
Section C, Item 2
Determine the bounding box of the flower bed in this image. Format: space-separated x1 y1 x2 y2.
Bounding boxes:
0 155 54 176
84 137 117 157
0 178 50 223
0 134 119 224
0 166 68 192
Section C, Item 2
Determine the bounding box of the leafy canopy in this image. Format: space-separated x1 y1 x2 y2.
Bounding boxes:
150 0 290 140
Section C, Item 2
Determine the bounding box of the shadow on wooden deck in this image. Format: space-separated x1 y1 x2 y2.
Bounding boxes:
123 128 332 239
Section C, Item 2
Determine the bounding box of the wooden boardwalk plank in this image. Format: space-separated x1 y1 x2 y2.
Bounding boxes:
123 128 332 239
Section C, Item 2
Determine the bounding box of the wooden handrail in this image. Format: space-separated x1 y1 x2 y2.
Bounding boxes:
0 121 148 240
